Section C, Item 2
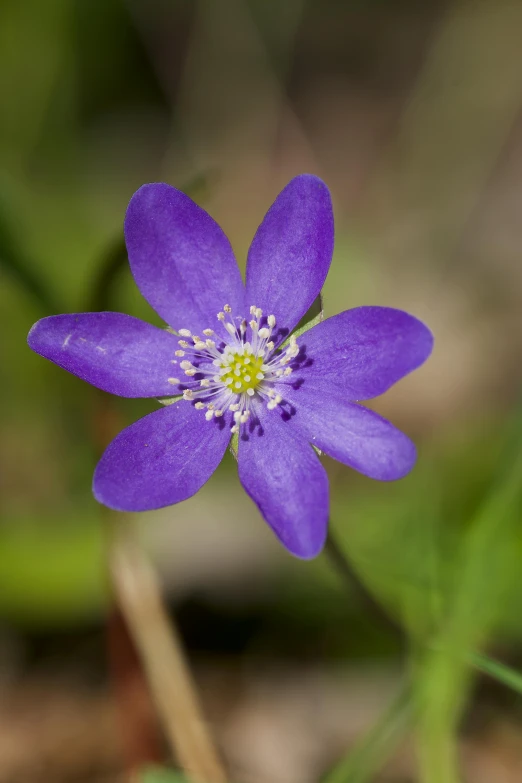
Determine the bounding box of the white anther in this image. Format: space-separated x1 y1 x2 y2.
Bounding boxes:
213 375 221 383
255 308 262 319
256 372 264 380
206 339 216 349
240 412 249 423
268 314 276 327
168 377 180 385
224 377 233 385
194 341 207 351
195 402 205 409
234 381 242 389
234 411 241 422
178 340 189 348
267 341 274 351
275 395 282 403
231 424 239 434
249 320 258 331
258 328 270 339
203 329 214 336
205 410 215 421
234 369 241 377
184 369 196 376
225 322 237 336
200 379 211 387
175 350 185 357
284 367 293 375
244 375 251 383
246 388 255 397
229 404 240 411
180 361 192 370
217 312 225 321
267 399 277 410
192 335 201 344
179 329 192 337
183 390 194 400
250 305 257 315
214 409 224 417
240 320 247 334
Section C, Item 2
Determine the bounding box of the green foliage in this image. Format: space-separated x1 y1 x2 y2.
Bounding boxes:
137 768 191 783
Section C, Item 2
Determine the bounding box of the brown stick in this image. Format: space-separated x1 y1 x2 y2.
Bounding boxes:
109 530 228 783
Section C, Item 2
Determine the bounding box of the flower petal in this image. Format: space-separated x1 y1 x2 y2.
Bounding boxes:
282 384 416 481
295 306 433 400
238 404 329 558
124 183 245 335
28 312 184 397
93 403 230 511
245 175 334 341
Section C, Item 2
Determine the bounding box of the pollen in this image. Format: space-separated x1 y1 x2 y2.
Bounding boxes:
220 350 264 394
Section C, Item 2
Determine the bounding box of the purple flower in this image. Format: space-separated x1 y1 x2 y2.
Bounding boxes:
27 175 433 559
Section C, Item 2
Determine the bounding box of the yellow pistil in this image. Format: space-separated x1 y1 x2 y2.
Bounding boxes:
220 353 264 394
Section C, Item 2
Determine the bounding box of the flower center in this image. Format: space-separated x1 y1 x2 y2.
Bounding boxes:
170 304 300 432
219 349 265 395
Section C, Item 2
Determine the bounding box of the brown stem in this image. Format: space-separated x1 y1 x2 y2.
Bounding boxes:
109 530 228 783
107 606 165 770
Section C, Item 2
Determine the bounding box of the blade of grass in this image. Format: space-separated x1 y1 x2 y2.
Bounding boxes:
322 682 410 783
467 652 522 696
415 404 522 783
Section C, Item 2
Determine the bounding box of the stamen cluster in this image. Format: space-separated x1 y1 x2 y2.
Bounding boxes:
168 304 299 432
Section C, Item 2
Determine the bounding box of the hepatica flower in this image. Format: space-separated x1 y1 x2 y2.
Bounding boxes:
28 175 433 558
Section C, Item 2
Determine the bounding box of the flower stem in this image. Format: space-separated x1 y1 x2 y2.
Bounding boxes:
324 529 403 638
109 527 228 783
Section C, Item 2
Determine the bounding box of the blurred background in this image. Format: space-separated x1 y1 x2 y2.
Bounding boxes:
1 1 522 781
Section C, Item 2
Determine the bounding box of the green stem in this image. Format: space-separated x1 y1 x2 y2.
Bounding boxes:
324 529 403 638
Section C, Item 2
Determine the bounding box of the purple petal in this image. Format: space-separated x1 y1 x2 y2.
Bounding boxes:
296 306 433 400
238 404 329 559
27 312 184 397
125 183 245 336
282 384 416 481
245 175 334 341
93 402 230 511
